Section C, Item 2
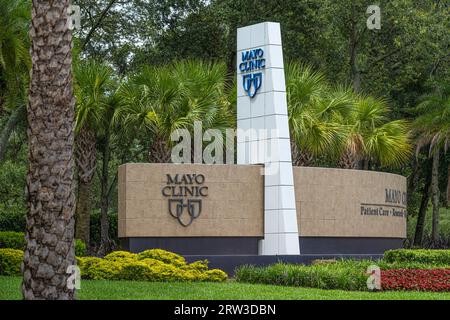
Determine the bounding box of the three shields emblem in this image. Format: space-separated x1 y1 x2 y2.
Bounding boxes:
168 198 202 227
242 72 263 98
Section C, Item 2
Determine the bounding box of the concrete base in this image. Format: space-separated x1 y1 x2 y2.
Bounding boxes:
121 236 404 256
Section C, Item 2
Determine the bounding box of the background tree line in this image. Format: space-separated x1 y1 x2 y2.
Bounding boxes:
0 0 449 258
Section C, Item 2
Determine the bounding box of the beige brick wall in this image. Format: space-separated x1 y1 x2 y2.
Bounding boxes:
294 167 407 238
118 163 264 237
119 164 407 238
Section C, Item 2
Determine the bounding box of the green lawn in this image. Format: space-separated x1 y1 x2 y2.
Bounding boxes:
1 276 450 300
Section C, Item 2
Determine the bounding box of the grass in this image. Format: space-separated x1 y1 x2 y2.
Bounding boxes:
1 276 450 300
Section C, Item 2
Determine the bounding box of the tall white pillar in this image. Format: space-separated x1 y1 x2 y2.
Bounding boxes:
236 22 300 255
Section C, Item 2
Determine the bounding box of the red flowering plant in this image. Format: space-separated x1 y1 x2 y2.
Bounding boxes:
381 269 450 292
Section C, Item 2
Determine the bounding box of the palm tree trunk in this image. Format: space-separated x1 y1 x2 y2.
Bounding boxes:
407 158 421 206
413 163 431 247
98 132 111 255
446 163 450 207
431 151 440 243
0 104 25 162
338 148 359 169
23 0 76 300
75 127 97 246
290 140 313 166
349 12 361 93
148 135 171 163
75 180 92 246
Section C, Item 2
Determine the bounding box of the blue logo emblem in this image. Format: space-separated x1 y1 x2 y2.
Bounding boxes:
243 73 263 98
239 48 265 98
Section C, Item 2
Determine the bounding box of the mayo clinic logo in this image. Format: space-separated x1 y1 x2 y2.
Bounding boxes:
161 174 208 227
239 48 266 98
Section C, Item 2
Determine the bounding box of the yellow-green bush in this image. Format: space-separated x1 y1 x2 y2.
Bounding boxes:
205 269 228 282
104 251 137 262
118 261 153 281
76 256 103 278
0 248 23 276
77 256 121 280
139 258 167 268
84 249 227 282
84 259 122 280
183 260 209 272
137 249 186 267
0 247 228 282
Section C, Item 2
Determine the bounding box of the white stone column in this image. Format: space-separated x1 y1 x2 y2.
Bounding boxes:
236 22 300 255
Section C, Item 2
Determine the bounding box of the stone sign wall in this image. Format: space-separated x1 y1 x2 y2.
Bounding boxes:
119 163 407 241
293 167 407 238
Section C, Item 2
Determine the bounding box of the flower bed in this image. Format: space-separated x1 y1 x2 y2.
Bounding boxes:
381 269 450 292
236 259 450 292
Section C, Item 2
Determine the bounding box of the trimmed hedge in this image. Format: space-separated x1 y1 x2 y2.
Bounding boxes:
0 248 23 276
78 250 228 282
0 210 118 246
0 231 25 249
0 231 86 256
136 248 186 267
384 249 450 265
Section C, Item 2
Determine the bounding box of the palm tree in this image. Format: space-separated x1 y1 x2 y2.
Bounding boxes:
0 0 30 162
73 60 113 247
98 90 124 255
117 60 233 163
413 81 450 243
338 95 411 170
22 0 76 300
286 63 351 166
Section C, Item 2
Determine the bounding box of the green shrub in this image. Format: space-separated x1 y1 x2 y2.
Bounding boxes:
235 260 371 291
0 209 26 232
0 232 86 258
119 260 186 281
137 249 186 267
82 259 122 280
205 269 228 282
183 260 209 272
139 258 167 268
105 251 137 261
0 231 25 249
0 246 227 282
118 261 153 281
0 208 119 247
78 249 227 282
377 260 450 270
384 249 450 265
75 239 87 257
0 161 27 232
76 256 103 278
0 248 23 276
